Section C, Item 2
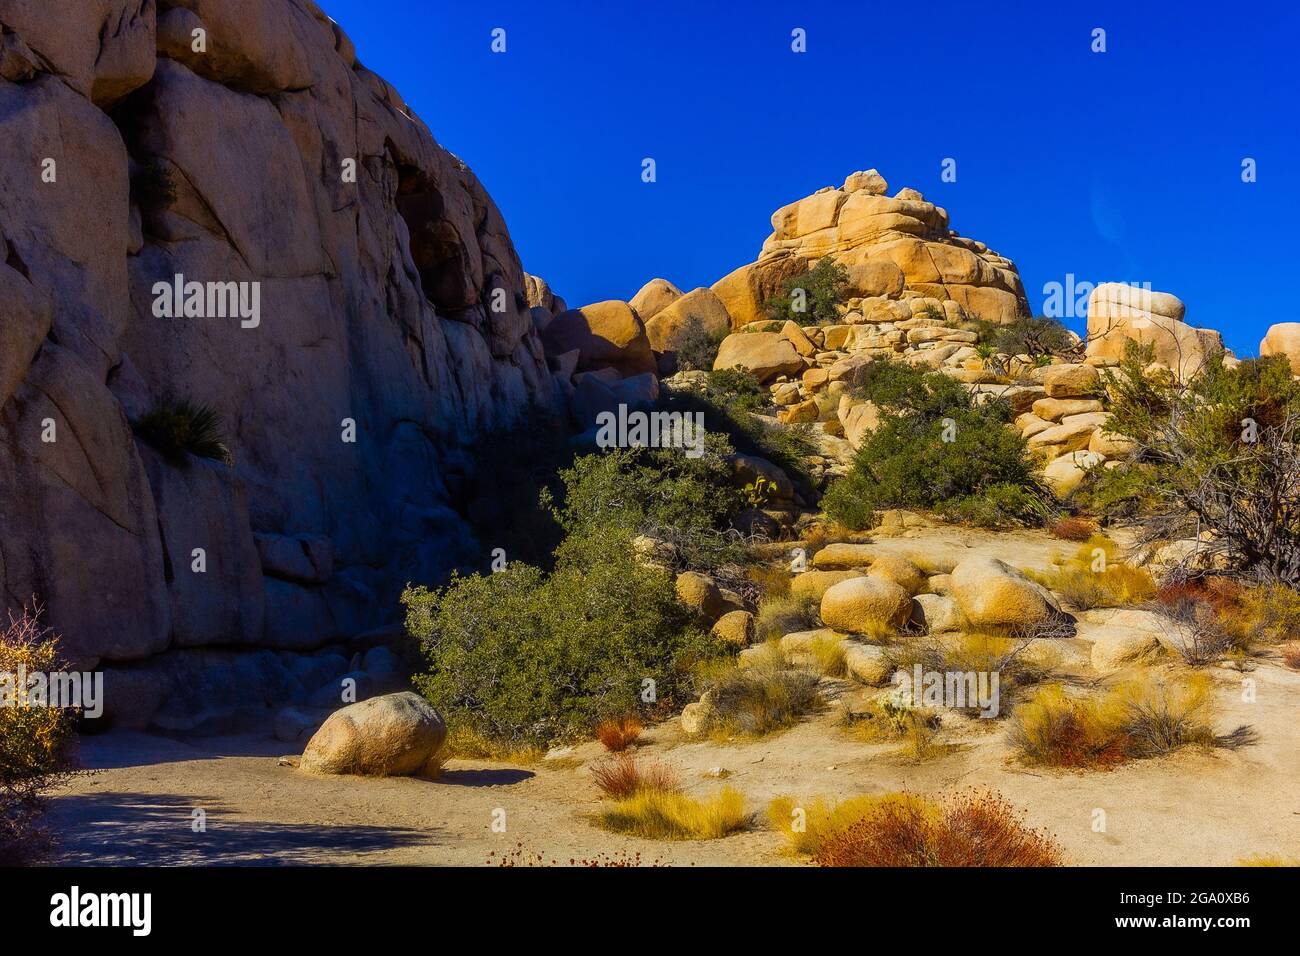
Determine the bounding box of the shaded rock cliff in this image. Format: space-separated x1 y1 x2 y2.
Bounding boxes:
0 0 558 686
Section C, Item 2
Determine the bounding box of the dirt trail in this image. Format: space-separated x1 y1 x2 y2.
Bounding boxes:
47 657 1300 867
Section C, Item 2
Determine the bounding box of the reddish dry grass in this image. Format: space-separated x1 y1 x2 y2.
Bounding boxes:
1283 645 1300 670
1049 517 1097 542
813 789 1063 867
1154 577 1245 616
589 754 680 800
595 716 643 752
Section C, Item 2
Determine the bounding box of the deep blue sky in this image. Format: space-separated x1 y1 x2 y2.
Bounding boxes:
322 0 1298 355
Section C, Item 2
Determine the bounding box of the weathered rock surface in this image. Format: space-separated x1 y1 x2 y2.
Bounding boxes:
300 692 447 777
0 2 557 671
1085 283 1223 381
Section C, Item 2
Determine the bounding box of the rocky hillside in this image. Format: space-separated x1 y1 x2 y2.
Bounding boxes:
0 1 560 721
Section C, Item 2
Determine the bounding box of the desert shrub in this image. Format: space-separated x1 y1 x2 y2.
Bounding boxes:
546 442 744 574
1284 647 1300 670
840 697 944 760
132 394 231 465
1101 346 1300 585
768 794 894 856
407 530 722 749
595 716 643 752
969 314 1080 363
805 789 1064 867
754 593 819 643
765 256 849 326
822 360 1049 530
668 315 727 372
746 563 792 600
1007 675 1248 768
658 379 814 489
1146 590 1239 665
807 633 847 678
1050 516 1097 541
1027 564 1156 610
1 607 79 866
696 659 822 736
1232 584 1300 645
702 366 767 411
597 787 749 840
885 632 1052 716
590 754 679 799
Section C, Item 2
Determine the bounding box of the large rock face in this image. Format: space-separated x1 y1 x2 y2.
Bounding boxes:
0 1 557 685
710 170 1030 329
1084 283 1224 381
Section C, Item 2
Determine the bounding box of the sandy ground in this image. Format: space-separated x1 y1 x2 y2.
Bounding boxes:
44 527 1300 866
45 658 1300 867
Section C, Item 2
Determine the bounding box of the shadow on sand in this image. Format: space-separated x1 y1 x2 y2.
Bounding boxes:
45 792 445 866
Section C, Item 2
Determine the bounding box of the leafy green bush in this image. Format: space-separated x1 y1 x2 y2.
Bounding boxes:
1099 345 1300 584
545 442 745 573
765 257 849 326
703 366 767 412
669 315 726 372
407 530 722 748
822 361 1048 529
409 441 749 747
133 395 231 465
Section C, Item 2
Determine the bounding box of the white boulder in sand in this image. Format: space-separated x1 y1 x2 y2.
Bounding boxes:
300 692 447 777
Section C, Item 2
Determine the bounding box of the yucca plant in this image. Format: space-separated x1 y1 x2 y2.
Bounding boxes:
133 395 232 465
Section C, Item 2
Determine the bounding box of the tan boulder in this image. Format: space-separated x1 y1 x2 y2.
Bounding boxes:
1260 322 1300 375
843 643 893 685
300 693 447 777
1032 397 1105 422
778 399 819 424
1085 284 1221 382
866 553 927 595
841 400 881 448
713 332 805 383
909 593 965 633
1042 450 1106 496
643 286 731 352
1043 363 1101 398
790 569 860 600
820 576 912 634
629 277 683 322
812 543 876 570
949 557 1062 631
711 610 755 647
1089 425 1138 459
1088 624 1164 672
542 300 656 377
676 571 727 620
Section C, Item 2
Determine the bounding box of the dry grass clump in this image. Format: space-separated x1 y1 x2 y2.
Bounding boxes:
442 725 543 764
808 633 847 677
1237 855 1298 867
1148 578 1300 663
884 632 1054 714
770 789 1063 866
746 562 792 600
754 593 819 643
596 787 748 840
695 658 822 736
1283 645 1300 670
595 716 643 752
1007 674 1253 768
841 697 944 760
1049 516 1098 541
590 753 680 799
1027 538 1157 609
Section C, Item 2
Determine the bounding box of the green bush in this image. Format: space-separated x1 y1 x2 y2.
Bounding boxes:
409 444 747 747
968 314 1080 362
1 608 78 866
669 315 727 372
822 361 1048 529
545 442 745 574
765 257 849 326
1099 345 1300 584
133 395 231 465
703 366 767 412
